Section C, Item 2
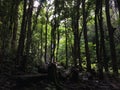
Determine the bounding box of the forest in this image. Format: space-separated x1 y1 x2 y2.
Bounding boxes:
0 0 120 90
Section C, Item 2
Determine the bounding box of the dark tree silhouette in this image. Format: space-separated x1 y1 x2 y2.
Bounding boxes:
95 0 103 79
72 0 82 68
26 0 33 61
105 0 118 75
82 0 91 71
16 0 27 72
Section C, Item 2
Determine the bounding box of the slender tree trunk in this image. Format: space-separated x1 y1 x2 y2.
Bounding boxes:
16 0 27 71
98 0 104 78
82 0 91 71
56 29 60 62
95 12 102 79
65 20 68 68
50 0 57 63
26 0 33 55
98 0 108 72
8 1 20 53
11 3 19 52
40 25 43 62
79 30 83 69
72 0 82 68
76 0 82 69
25 0 33 71
50 21 56 63
95 0 105 79
105 0 118 75
45 7 48 63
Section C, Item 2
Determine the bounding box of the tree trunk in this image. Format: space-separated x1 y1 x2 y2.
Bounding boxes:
98 0 108 72
50 20 56 63
50 0 58 63
25 0 33 71
16 0 27 72
40 25 43 62
11 2 19 52
26 0 33 55
82 0 91 71
8 1 20 53
95 12 102 79
105 0 118 75
56 29 60 62
45 7 48 63
72 0 82 68
79 30 83 70
65 20 68 68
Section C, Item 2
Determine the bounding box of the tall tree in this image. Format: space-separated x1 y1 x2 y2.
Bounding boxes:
55 29 60 62
50 0 58 63
50 19 57 63
26 0 33 55
16 0 28 71
40 25 43 62
25 0 33 71
72 0 82 68
11 1 20 53
65 20 68 68
82 0 91 71
105 0 118 75
45 6 49 63
95 0 104 79
98 0 108 72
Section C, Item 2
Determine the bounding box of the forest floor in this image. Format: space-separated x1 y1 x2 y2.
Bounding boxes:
0 73 120 90
12 78 120 90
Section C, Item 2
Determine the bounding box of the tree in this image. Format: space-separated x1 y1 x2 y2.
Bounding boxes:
50 0 59 63
105 0 118 75
65 19 68 68
72 0 82 68
98 0 108 72
26 0 33 55
95 0 101 79
16 0 28 72
82 0 91 71
44 5 49 63
10 1 21 53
